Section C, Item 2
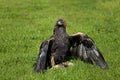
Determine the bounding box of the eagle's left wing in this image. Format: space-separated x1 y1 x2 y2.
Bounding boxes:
34 38 54 73
69 32 108 69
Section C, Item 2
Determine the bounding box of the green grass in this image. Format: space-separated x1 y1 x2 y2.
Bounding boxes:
0 0 120 80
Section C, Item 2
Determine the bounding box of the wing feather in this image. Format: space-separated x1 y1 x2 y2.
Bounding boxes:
34 38 53 72
70 32 108 69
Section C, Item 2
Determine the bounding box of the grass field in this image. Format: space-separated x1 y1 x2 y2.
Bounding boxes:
0 0 120 80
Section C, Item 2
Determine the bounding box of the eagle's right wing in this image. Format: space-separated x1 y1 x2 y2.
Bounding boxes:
70 32 108 69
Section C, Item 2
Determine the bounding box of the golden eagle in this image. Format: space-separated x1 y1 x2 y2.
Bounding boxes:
34 19 108 73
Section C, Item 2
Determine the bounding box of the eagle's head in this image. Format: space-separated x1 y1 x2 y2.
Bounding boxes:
55 19 66 28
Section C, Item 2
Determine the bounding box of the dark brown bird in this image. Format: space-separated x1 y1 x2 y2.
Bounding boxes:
34 19 108 73
51 19 70 66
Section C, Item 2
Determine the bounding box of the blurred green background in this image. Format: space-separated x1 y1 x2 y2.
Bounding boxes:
0 0 120 80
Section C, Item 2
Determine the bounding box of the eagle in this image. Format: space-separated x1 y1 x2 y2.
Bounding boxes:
34 19 108 73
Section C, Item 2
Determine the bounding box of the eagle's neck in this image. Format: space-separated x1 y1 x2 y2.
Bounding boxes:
53 27 68 41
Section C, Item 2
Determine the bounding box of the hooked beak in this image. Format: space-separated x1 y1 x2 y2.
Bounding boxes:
57 21 63 26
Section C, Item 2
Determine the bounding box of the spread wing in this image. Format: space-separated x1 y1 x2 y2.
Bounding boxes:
69 32 108 69
34 38 54 72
